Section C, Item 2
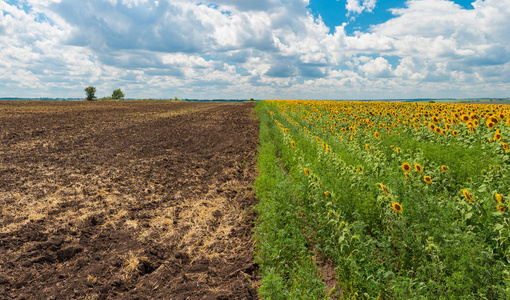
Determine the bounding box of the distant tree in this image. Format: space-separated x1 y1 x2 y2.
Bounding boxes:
249 98 254 101
85 86 96 101
112 89 125 100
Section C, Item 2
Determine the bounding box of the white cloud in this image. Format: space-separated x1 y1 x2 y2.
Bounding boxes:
0 0 509 99
359 57 393 78
346 0 377 15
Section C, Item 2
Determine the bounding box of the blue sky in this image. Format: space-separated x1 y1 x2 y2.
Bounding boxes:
0 0 509 99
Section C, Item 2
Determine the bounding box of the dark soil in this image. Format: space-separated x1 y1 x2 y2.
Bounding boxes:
0 100 260 299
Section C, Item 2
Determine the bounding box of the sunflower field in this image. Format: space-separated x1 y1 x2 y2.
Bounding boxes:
254 100 510 299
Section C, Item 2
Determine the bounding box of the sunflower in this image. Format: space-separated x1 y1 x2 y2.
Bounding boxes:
316 136 320 143
414 163 423 173
506 118 510 126
379 183 388 195
462 189 473 202
495 193 502 204
445 123 451 130
435 127 442 134
374 131 380 139
365 144 370 151
396 147 400 154
304 168 309 177
496 205 507 212
291 141 296 148
488 138 494 142
392 202 403 213
441 165 448 172
441 129 447 135
326 144 330 153
462 115 470 122
402 162 411 172
487 121 495 129
494 132 502 141
324 191 331 198
452 130 458 137
423 176 432 183
502 142 509 153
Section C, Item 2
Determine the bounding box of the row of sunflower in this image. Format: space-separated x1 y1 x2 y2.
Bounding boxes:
255 100 510 299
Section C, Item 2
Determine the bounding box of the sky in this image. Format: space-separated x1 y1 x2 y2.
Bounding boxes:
0 0 509 100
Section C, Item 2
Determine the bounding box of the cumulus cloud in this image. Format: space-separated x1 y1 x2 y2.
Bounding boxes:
359 57 393 78
346 0 377 15
0 0 509 99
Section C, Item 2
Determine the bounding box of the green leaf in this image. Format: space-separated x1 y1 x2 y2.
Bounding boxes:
494 224 504 231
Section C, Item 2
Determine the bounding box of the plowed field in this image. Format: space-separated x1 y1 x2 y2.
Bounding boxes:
0 100 259 299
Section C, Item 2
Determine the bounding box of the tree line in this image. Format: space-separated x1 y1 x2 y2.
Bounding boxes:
85 86 124 101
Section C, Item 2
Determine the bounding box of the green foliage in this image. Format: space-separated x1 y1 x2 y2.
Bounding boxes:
112 88 125 100
254 104 326 298
254 100 510 299
84 86 96 101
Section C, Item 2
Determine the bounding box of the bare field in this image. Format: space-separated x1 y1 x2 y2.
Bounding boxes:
0 100 259 299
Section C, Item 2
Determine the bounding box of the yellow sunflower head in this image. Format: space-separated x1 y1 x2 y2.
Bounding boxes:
494 132 502 141
462 189 473 202
379 183 388 195
495 193 503 204
303 168 309 177
375 131 380 139
487 121 495 129
414 163 423 174
496 205 507 212
291 140 296 148
502 142 509 153
423 176 432 183
402 162 411 172
392 202 403 213
452 130 458 137
441 165 448 172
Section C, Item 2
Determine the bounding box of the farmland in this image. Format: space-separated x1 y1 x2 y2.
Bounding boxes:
254 100 510 299
0 101 259 299
1 99 509 299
